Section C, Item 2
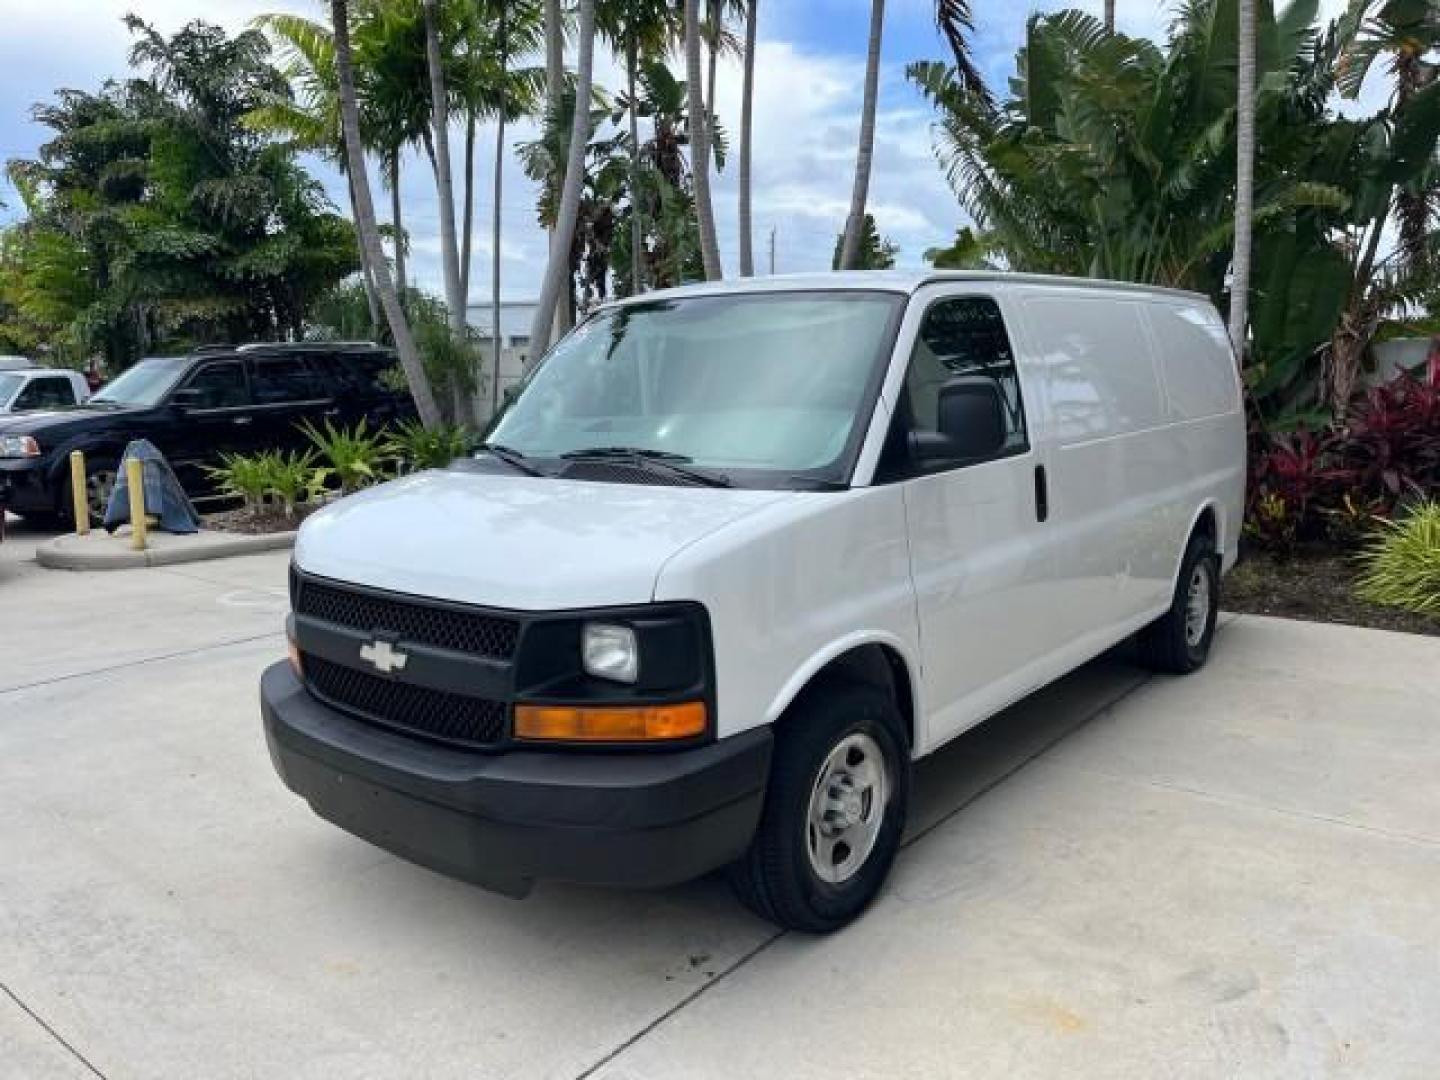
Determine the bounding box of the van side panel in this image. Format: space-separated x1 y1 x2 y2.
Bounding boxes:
653 485 925 746
1143 300 1247 570
1019 292 1179 637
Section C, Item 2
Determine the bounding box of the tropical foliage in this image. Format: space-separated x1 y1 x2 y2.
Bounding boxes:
1356 500 1440 615
910 0 1440 425
1 19 358 369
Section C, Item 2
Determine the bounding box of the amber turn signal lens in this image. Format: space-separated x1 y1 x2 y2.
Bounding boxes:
514 702 707 742
287 639 303 677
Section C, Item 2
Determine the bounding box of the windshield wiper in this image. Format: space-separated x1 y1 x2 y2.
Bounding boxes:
560 446 733 488
477 443 548 477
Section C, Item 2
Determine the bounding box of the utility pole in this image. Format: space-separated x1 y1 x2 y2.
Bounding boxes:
768 227 776 276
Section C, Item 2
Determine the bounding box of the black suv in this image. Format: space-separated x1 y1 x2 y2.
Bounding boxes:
0 343 415 523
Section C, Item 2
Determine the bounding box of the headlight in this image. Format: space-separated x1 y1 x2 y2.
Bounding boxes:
582 622 638 684
0 435 39 458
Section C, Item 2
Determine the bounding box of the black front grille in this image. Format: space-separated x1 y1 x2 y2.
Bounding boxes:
296 577 519 660
303 654 507 748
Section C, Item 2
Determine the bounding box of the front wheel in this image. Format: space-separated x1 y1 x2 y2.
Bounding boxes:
729 681 910 933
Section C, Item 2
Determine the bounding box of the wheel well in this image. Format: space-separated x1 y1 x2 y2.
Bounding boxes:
786 644 915 749
1192 505 1218 551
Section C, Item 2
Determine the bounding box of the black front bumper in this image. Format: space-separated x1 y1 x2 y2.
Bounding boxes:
0 459 51 514
261 662 772 896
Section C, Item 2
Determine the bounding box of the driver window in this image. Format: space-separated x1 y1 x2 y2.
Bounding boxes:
881 296 1029 479
181 361 249 409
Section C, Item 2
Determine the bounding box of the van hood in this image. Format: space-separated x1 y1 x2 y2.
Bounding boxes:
293 468 795 610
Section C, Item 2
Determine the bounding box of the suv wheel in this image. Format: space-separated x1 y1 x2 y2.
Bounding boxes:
730 681 910 932
61 460 118 527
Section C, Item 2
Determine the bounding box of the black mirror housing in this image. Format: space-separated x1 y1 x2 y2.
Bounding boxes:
910 377 1007 467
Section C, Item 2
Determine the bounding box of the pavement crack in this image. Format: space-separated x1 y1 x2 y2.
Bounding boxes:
572 929 787 1080
0 632 280 697
1 980 107 1079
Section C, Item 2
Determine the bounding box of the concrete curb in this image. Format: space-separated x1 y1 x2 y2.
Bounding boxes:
37 529 297 570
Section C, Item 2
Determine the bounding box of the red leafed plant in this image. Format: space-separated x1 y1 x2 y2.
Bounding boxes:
1337 355 1440 508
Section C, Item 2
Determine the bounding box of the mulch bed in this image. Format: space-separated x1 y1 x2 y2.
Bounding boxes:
203 505 315 536
1225 547 1439 637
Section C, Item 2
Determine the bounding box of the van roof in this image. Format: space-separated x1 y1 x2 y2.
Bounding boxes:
603 270 1211 308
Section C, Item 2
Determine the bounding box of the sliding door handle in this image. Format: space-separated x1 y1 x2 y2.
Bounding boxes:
1034 464 1049 523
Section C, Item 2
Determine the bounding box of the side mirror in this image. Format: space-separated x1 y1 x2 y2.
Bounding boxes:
910 377 1007 466
170 387 202 411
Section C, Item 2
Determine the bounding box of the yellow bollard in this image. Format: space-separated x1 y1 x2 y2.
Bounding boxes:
69 450 89 536
126 457 147 552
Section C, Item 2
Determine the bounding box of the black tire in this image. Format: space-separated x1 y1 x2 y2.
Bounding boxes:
59 458 119 528
1137 535 1220 674
729 680 910 933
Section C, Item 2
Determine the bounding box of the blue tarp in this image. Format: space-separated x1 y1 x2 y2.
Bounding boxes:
104 439 202 535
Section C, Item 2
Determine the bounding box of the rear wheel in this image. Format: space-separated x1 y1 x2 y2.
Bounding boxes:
1137 535 1219 674
729 681 910 932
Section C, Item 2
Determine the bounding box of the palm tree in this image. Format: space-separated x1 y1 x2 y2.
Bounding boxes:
839 0 885 270
597 0 678 296
685 0 723 279
739 0 758 276
527 0 598 357
421 0 465 338
1103 0 1115 32
1228 0 1256 356
330 0 441 428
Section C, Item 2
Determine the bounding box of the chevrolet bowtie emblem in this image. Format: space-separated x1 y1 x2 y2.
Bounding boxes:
360 639 409 675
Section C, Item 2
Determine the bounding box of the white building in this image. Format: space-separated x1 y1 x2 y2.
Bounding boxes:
466 299 537 404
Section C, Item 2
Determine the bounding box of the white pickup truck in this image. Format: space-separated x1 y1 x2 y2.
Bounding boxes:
261 271 1245 931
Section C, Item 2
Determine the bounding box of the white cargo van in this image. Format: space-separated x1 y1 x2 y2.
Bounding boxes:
262 272 1244 931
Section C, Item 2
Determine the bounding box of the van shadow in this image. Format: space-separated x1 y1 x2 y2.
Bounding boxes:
332 646 1152 942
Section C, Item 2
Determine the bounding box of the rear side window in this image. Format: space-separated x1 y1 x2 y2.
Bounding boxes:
249 356 328 405
14 376 77 410
1146 303 1239 420
316 352 400 397
180 361 249 409
1025 295 1164 444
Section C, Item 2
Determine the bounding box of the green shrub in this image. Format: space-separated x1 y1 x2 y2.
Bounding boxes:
266 449 325 519
300 417 389 494
206 452 273 514
1356 502 1440 616
387 419 474 473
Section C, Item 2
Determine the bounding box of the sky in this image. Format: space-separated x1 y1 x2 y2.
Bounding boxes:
0 0 1366 304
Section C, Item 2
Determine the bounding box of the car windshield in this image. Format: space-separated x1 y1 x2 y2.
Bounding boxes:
0 373 22 406
91 357 188 407
486 292 903 484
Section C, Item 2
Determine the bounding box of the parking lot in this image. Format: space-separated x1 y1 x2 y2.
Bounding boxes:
3 514 1439 1079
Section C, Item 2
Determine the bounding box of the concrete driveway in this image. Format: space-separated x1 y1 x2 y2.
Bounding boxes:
3 519 1438 1079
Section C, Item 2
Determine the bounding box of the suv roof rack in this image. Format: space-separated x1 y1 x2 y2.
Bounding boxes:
193 344 236 354
236 340 382 352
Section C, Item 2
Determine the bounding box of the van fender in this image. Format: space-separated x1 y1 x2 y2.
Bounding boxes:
1169 498 1226 589
763 629 924 740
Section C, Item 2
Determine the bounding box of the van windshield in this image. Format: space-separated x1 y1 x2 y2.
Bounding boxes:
486 292 902 486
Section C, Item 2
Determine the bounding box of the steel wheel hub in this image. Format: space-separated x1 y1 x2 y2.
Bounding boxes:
1184 564 1211 647
806 732 890 885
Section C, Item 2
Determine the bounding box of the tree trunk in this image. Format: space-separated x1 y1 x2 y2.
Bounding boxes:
491 3 509 418
390 149 406 296
331 0 441 428
461 109 477 307
422 0 466 339
840 0 885 271
527 0 597 359
739 0 758 276
347 169 381 331
627 36 645 295
1103 0 1115 32
1226 0 1255 361
686 0 723 280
